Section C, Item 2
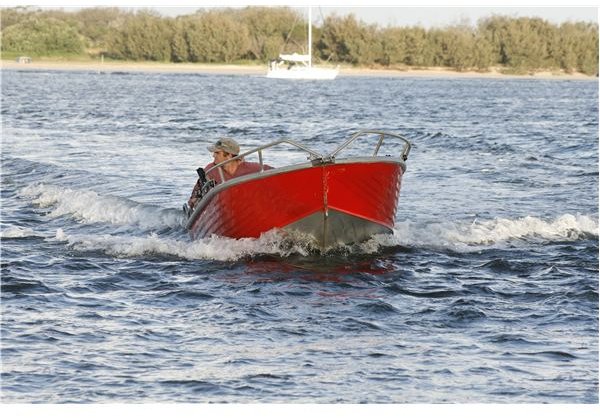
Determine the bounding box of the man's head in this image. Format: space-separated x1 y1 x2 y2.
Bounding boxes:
207 137 240 164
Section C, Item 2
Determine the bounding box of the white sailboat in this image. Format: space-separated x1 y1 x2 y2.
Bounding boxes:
266 7 339 80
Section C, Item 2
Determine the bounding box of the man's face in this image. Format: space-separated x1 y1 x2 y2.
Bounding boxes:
213 150 230 164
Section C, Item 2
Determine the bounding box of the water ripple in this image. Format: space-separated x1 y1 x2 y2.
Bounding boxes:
1 70 597 403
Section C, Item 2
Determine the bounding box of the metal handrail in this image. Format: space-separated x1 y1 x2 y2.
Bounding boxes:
328 129 412 161
205 139 324 181
204 131 411 184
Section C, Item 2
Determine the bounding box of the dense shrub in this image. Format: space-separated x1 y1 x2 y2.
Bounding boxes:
1 6 597 75
2 15 84 55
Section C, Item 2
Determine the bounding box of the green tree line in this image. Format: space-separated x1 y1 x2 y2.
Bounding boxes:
1 6 598 75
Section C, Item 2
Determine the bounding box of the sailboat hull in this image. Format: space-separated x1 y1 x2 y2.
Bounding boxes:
266 67 339 80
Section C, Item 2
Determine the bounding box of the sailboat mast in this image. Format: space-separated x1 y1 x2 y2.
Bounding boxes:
308 7 312 68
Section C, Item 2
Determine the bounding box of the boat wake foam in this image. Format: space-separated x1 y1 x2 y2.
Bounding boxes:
48 214 598 261
19 184 184 231
53 228 313 261
0 226 39 239
15 184 598 259
377 214 599 250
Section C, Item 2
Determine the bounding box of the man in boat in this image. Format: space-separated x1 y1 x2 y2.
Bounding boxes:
187 137 273 210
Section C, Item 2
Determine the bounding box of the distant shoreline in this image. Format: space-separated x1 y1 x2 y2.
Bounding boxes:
2 59 597 80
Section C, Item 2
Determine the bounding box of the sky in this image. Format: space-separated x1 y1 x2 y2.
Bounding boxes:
315 7 597 27
4 1 598 28
156 6 597 28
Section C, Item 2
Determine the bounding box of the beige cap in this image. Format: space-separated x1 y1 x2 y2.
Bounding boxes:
207 137 240 155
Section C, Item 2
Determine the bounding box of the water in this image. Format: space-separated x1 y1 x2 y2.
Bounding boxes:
1 69 598 403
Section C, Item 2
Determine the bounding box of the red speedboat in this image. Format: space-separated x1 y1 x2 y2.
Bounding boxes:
184 130 411 250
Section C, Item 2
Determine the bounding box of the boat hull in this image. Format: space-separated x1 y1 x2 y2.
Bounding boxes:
186 160 404 249
266 67 339 80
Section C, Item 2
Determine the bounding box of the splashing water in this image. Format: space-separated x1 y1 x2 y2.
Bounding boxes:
9 180 599 261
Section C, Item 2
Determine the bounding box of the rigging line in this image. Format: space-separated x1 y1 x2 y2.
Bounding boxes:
317 6 335 63
318 6 326 24
280 12 302 55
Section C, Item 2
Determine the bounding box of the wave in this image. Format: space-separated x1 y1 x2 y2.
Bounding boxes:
375 214 599 250
0 226 39 239
14 182 597 259
18 184 184 230
53 228 312 261
49 214 598 261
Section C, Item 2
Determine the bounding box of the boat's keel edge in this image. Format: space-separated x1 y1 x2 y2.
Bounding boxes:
282 209 391 250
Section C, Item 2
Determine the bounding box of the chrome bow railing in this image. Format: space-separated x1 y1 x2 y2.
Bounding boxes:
328 129 412 161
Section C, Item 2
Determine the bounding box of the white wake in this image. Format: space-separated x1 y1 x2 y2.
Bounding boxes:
19 184 183 230
48 214 598 261
15 184 598 260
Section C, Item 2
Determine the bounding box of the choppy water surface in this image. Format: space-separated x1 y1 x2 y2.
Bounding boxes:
1 69 598 403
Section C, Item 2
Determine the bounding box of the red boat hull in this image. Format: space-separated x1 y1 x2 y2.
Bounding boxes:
187 160 404 248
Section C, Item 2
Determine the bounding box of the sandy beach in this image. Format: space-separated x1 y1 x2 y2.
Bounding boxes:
1 59 596 80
